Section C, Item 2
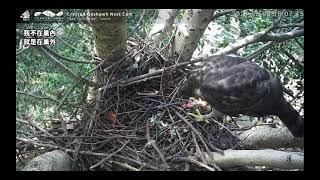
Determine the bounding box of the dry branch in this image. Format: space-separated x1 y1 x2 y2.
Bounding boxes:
203 149 304 169
40 43 98 64
262 29 304 42
236 126 304 149
100 58 203 90
281 46 304 69
16 91 58 102
246 41 274 60
89 140 130 170
212 9 237 19
215 10 303 56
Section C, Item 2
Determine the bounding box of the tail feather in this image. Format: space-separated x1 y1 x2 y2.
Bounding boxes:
276 99 304 137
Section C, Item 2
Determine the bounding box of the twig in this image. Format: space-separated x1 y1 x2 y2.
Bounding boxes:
16 130 33 136
41 44 98 64
210 118 235 137
129 9 146 37
113 154 158 170
17 28 98 87
16 91 58 102
246 41 274 60
56 83 79 112
16 137 60 149
212 9 237 19
174 156 216 171
25 119 54 137
100 58 204 90
146 122 170 169
281 46 304 69
71 142 82 170
66 149 112 157
169 87 180 103
55 36 93 57
171 107 223 153
276 23 304 29
175 42 185 63
109 160 139 171
16 118 31 125
160 25 177 53
294 38 304 50
103 41 153 73
214 9 297 56
262 29 304 42
121 75 162 88
39 45 98 87
53 84 78 145
89 139 130 170
172 108 223 170
230 131 252 150
16 39 29 55
265 9 287 32
55 112 71 145
191 131 207 165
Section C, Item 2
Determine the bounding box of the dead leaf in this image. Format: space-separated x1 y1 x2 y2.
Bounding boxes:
107 111 117 124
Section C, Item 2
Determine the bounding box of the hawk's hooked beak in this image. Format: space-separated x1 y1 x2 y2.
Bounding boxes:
179 76 203 99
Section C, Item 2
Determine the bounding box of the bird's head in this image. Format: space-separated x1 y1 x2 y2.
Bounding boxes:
179 77 195 98
179 71 202 99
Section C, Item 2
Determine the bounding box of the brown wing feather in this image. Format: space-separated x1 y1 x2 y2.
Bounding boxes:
198 55 282 116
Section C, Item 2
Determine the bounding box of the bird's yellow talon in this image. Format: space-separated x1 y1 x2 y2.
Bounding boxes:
187 112 201 122
187 108 210 124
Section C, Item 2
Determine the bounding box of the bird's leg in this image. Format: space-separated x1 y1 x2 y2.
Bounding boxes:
185 97 226 123
188 108 210 123
188 108 222 124
202 110 217 121
207 108 227 122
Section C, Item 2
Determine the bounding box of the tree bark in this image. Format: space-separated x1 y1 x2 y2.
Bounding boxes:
88 9 128 104
89 9 127 64
203 149 304 169
173 9 215 62
215 29 304 56
236 126 304 149
149 9 179 47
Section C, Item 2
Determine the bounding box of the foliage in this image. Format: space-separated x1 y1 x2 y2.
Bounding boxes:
199 9 304 88
16 11 94 125
16 9 157 126
127 9 158 39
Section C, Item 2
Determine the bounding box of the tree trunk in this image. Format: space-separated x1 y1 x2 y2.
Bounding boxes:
149 9 179 47
236 126 304 149
173 9 215 62
88 9 127 107
89 9 127 64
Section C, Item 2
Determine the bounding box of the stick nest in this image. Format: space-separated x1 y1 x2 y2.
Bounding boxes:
16 39 241 171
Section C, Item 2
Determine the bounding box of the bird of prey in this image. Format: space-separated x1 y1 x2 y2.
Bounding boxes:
180 55 304 138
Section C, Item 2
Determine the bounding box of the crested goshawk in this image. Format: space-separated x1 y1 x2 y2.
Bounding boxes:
180 55 304 137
